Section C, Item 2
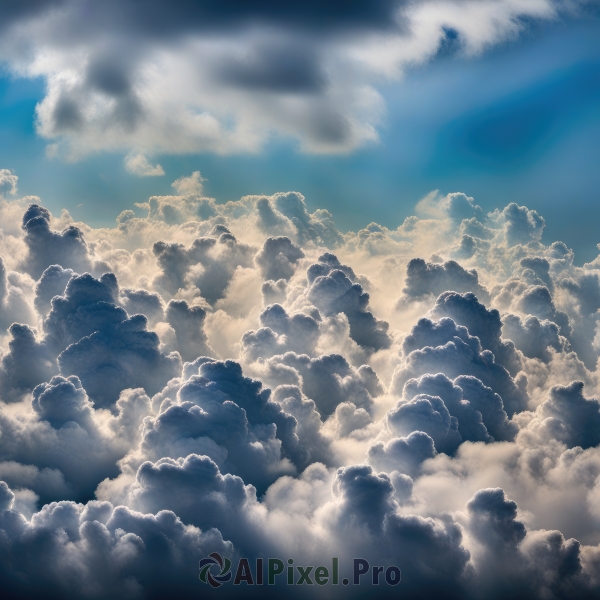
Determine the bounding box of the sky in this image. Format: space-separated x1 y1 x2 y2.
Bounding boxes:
4 3 600 600
0 3 599 259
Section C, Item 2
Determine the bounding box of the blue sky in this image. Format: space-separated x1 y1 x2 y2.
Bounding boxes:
1 10 599 260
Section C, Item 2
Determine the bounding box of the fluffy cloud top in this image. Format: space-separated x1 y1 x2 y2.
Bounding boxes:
1 172 600 597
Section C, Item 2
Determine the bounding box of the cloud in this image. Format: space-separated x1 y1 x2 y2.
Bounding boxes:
0 1 580 158
0 324 56 402
0 377 148 503
0 169 18 196
387 394 463 454
255 236 305 281
165 299 214 361
394 316 529 417
398 258 490 305
403 372 517 443
257 352 381 419
20 204 93 279
0 257 36 333
3 182 600 597
431 291 522 375
171 171 205 195
153 226 254 303
240 303 320 361
58 314 182 408
34 264 76 316
119 287 165 326
495 203 546 247
0 485 231 599
368 431 436 477
467 487 526 549
124 154 165 177
525 381 600 450
307 258 391 352
502 313 564 362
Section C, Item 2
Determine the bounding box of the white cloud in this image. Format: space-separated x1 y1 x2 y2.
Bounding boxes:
171 170 205 195
0 1 587 158
124 153 165 177
0 169 18 196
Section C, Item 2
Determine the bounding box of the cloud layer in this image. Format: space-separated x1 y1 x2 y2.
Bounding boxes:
2 170 600 597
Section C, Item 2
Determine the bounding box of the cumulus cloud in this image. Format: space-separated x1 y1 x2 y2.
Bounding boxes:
0 257 36 332
398 258 490 305
0 487 231 599
165 299 214 361
306 256 391 352
403 372 517 443
255 236 305 281
0 323 56 402
172 171 205 195
394 316 529 417
0 169 18 196
502 313 565 362
2 179 600 598
33 264 76 316
20 204 93 279
153 227 254 303
58 314 181 408
241 303 320 361
494 203 546 247
124 153 165 177
368 431 436 477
